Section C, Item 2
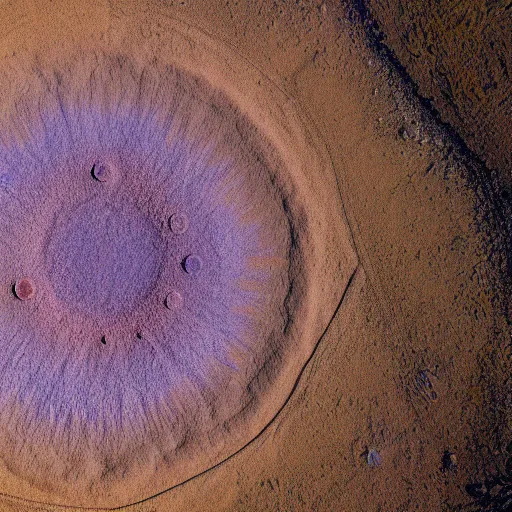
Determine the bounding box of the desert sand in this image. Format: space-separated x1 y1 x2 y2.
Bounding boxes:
0 1 509 511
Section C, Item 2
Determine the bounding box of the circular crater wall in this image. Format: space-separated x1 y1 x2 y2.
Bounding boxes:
0 15 357 509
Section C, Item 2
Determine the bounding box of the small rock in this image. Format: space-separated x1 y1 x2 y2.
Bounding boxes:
399 123 419 141
367 449 382 467
441 451 458 472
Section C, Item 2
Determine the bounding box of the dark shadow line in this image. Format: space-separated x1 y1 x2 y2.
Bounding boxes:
113 263 360 511
0 264 359 512
351 0 512 289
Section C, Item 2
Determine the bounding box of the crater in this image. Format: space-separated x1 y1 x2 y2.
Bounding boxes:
0 16 357 509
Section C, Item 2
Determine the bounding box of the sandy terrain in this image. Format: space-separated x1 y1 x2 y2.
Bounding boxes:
0 1 508 511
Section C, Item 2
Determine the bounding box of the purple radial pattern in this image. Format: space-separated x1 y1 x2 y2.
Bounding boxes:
0 56 303 505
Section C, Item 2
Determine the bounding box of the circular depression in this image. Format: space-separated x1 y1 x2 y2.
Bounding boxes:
46 199 162 317
0 30 357 508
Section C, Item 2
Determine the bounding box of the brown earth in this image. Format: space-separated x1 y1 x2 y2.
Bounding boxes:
0 1 509 511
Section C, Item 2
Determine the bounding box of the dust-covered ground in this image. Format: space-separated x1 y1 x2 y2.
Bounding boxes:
0 1 509 511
